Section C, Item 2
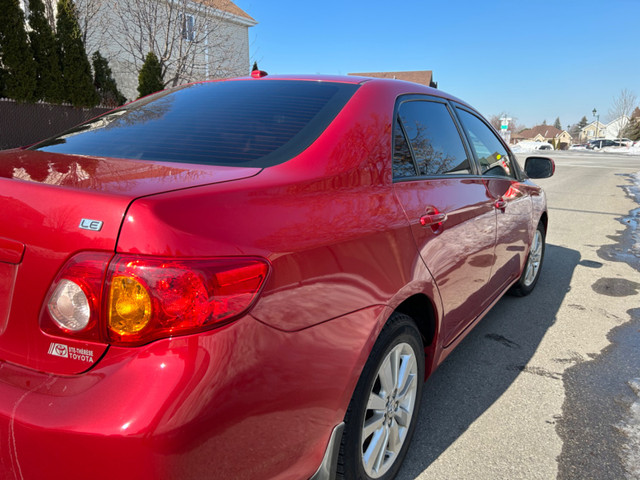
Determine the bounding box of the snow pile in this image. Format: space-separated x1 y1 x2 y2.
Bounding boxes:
601 146 640 155
626 145 640 156
619 379 640 479
511 141 554 153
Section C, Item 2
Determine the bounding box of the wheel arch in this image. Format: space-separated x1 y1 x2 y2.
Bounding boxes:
392 293 440 378
539 210 548 232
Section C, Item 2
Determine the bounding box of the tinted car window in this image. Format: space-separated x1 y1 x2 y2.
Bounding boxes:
31 81 359 167
398 101 471 176
456 108 515 178
393 118 417 179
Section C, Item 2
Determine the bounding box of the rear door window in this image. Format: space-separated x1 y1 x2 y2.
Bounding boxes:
396 100 471 177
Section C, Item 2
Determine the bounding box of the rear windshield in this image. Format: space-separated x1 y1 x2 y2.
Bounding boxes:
31 80 359 167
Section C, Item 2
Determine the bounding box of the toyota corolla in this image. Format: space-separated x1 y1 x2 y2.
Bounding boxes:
0 73 553 480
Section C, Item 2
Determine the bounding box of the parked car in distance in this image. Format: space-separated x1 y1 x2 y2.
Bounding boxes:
586 138 624 149
569 143 588 150
0 74 554 480
614 138 633 147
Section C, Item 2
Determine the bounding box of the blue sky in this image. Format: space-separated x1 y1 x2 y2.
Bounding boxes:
237 0 639 129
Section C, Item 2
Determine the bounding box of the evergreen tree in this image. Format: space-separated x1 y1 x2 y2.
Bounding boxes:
553 117 562 130
577 116 588 128
623 107 640 141
56 0 99 107
252 61 259 72
0 0 37 101
137 52 164 98
28 0 64 103
92 51 126 106
542 119 547 125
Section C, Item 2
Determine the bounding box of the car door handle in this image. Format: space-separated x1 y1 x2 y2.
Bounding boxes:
420 213 447 226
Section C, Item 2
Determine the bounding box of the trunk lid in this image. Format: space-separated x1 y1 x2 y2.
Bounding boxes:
0 149 260 374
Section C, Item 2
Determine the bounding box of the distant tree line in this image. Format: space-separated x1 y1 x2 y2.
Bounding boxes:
0 0 124 107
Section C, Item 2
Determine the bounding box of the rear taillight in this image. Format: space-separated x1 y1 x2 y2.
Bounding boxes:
106 255 269 346
41 253 269 346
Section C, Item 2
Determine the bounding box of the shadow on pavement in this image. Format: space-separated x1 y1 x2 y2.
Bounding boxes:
397 243 580 478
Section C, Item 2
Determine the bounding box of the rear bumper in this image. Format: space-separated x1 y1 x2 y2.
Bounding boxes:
0 307 384 480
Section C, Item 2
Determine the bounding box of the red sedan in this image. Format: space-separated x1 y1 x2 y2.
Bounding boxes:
0 74 553 480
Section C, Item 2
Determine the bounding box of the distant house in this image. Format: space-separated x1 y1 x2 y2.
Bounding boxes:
512 125 573 149
348 70 437 88
581 116 630 141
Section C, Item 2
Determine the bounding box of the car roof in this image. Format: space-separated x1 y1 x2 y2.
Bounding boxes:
238 73 470 108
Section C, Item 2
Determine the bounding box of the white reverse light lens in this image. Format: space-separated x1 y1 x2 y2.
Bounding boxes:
48 279 91 331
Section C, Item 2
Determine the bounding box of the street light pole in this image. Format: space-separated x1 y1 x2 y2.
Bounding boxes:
592 108 600 140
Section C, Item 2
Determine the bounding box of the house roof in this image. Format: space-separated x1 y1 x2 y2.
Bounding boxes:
347 70 436 88
200 0 256 22
517 125 564 139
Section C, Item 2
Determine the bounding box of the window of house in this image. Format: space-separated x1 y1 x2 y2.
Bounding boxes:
456 108 516 179
181 14 195 41
397 100 471 176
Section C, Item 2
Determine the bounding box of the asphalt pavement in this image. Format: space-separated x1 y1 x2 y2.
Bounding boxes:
397 150 640 480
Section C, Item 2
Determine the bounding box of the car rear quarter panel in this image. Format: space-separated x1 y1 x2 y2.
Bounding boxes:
117 81 443 333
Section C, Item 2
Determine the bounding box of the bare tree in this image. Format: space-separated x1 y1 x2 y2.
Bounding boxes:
608 88 638 137
75 0 108 52
107 0 247 89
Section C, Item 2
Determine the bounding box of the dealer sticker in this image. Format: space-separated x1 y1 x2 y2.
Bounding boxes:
48 342 94 363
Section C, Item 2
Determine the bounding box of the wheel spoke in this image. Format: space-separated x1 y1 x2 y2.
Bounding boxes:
394 405 411 428
378 356 394 395
364 425 389 474
387 418 402 453
367 391 387 411
389 347 400 390
362 412 385 440
397 354 416 396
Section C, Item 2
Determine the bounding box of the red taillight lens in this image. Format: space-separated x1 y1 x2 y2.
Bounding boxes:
41 253 269 346
106 255 269 346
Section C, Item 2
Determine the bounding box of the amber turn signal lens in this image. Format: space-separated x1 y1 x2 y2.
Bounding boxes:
109 276 152 335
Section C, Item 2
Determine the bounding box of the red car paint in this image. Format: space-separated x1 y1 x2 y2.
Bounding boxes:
0 75 549 479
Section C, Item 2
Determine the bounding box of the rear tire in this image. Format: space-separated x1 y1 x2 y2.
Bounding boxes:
510 222 546 297
337 313 424 480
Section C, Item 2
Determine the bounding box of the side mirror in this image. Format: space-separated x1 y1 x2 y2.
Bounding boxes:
525 156 555 179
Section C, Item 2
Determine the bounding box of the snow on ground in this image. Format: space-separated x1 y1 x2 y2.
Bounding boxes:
601 145 640 155
510 141 554 153
511 143 640 155
619 379 640 479
618 173 640 479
